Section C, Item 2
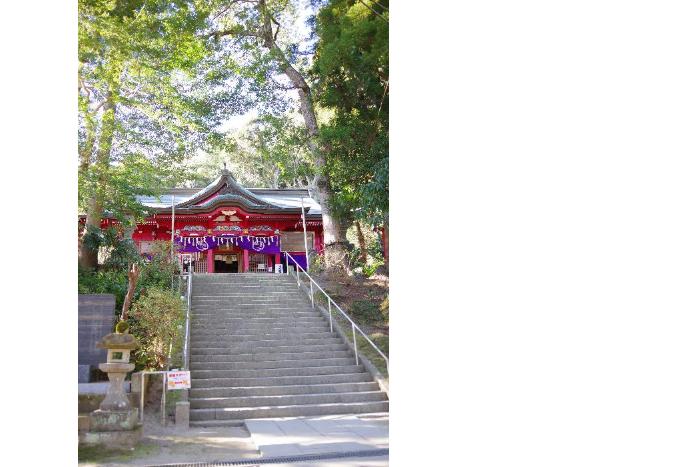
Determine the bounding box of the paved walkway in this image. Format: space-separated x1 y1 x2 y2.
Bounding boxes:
266 455 389 466
79 414 259 466
244 413 388 460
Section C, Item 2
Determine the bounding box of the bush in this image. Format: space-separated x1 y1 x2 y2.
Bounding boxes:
136 241 180 292
78 267 129 312
349 300 383 324
308 253 325 275
347 247 362 270
130 287 185 371
362 260 384 278
379 296 389 322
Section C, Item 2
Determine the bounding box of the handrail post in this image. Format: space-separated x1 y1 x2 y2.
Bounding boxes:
352 324 358 365
285 253 289 275
296 266 300 287
310 281 314 310
328 296 333 333
183 268 192 371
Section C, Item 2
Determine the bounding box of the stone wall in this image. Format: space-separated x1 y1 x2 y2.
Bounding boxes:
78 294 116 382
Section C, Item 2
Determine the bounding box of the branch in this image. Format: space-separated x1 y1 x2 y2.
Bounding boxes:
270 14 281 42
120 263 140 321
270 77 301 91
93 99 109 112
203 27 259 40
212 0 259 21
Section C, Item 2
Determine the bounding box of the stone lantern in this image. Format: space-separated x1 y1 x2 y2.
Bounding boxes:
81 331 142 449
96 332 138 411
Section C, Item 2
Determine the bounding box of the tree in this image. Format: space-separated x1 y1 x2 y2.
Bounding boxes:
204 0 352 269
312 0 389 268
186 112 315 188
78 0 248 269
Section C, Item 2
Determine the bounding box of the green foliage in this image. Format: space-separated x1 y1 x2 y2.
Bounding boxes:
78 0 249 225
130 287 185 371
350 299 383 325
78 267 129 311
136 241 180 294
185 113 314 189
362 260 384 278
379 296 389 322
308 254 326 274
78 239 178 313
313 0 389 225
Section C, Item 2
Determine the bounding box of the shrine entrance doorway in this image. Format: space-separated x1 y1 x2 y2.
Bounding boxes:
214 253 239 273
214 244 241 273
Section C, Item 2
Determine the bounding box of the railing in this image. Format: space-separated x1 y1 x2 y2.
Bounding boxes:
283 252 389 375
182 267 193 371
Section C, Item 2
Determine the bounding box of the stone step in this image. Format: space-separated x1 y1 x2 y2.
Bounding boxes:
190 356 356 371
189 331 337 341
191 318 327 326
189 339 345 354
189 382 380 399
189 401 390 421
193 301 311 306
190 391 387 410
191 372 373 388
192 312 321 319
192 290 304 295
191 364 364 380
190 325 330 336
192 300 309 306
193 307 317 313
192 300 307 304
191 318 327 327
187 272 385 422
190 350 350 364
193 286 301 289
192 310 315 316
191 325 329 333
192 303 310 309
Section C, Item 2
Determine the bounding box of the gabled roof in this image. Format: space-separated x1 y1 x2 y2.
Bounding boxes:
136 169 322 216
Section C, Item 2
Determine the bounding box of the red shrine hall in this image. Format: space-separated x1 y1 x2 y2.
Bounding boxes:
84 169 323 273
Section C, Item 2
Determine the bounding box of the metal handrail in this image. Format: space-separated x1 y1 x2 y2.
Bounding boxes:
283 252 388 373
182 267 193 371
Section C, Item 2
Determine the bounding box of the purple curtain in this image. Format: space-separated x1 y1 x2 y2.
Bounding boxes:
176 235 280 254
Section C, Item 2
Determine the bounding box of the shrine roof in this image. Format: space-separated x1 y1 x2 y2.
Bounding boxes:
135 170 321 216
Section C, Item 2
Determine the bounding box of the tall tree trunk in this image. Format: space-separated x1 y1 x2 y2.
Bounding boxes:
382 217 389 273
78 87 117 270
79 103 96 172
355 221 367 264
258 0 349 271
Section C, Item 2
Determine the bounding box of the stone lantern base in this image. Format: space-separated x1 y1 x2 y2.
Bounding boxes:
89 407 139 431
79 423 143 450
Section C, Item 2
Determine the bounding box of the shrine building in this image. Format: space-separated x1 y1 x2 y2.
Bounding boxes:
88 169 322 273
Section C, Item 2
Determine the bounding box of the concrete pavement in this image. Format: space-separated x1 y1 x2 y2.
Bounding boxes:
244 413 388 460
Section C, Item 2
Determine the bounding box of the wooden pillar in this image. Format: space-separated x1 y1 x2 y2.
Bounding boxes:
243 249 249 272
206 249 214 273
274 253 281 266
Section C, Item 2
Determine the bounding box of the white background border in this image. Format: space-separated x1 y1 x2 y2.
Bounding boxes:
2 1 700 465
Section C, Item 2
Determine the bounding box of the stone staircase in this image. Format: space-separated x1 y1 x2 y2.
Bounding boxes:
188 273 388 426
